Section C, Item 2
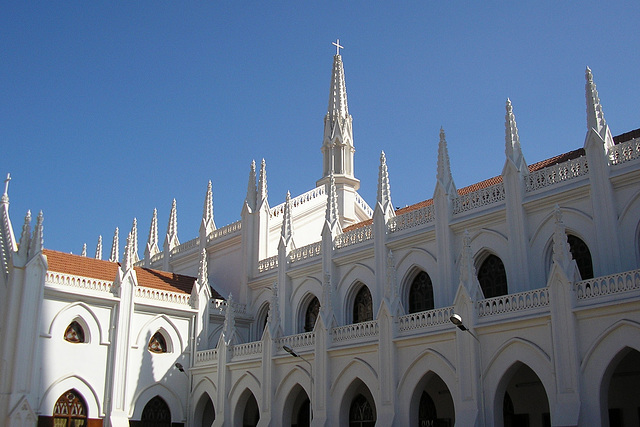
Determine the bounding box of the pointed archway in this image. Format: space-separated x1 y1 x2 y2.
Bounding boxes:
193 392 215 427
604 348 640 426
498 363 550 427
338 378 376 427
283 384 311 427
233 389 259 427
409 372 454 427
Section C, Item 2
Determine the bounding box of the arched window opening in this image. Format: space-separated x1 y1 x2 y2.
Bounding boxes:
477 254 508 298
349 394 375 427
243 393 259 427
148 331 168 354
607 349 640 427
194 393 215 427
408 271 434 313
64 321 85 343
567 234 594 279
256 303 269 340
412 373 454 426
501 364 550 427
53 389 87 427
141 396 171 427
353 286 373 324
304 297 320 332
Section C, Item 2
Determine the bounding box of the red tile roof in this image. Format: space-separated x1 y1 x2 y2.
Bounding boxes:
43 249 197 295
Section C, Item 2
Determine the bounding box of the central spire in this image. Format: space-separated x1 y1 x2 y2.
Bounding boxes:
327 45 349 123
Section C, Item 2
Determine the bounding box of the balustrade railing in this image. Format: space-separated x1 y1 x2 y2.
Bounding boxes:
232 341 263 358
195 348 218 363
289 242 321 264
388 204 435 233
453 182 505 215
525 155 588 192
209 298 247 315
135 287 192 305
355 193 374 218
150 252 164 264
207 220 242 243
258 255 278 273
271 187 326 217
398 306 454 332
45 271 113 293
575 268 640 301
609 137 640 166
171 237 200 256
477 288 549 317
275 331 315 350
335 224 373 249
332 320 379 342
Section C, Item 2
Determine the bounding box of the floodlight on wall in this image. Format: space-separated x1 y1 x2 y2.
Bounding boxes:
175 362 185 372
449 314 468 331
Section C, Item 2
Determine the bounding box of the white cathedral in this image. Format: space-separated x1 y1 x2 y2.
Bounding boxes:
1 48 639 427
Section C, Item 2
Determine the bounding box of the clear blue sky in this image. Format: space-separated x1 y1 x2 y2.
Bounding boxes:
2 2 639 255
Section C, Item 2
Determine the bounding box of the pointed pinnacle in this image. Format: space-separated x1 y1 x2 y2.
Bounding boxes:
203 180 213 223
95 235 103 260
246 160 257 210
109 227 119 263
258 159 268 203
18 210 31 258
585 66 607 134
1 173 10 203
377 151 392 207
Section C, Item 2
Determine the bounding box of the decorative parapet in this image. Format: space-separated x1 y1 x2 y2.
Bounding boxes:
275 331 315 351
150 252 164 264
388 204 434 233
335 224 373 249
525 155 589 192
477 288 549 318
231 341 263 358
170 237 200 256
609 137 640 166
209 298 247 316
332 320 379 343
45 271 113 293
453 182 505 215
289 241 322 264
271 187 326 217
207 220 242 243
575 268 640 301
195 348 218 364
258 255 278 273
135 286 192 305
398 306 454 333
355 193 374 218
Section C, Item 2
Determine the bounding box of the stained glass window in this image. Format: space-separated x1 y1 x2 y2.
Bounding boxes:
148 332 168 353
353 286 373 324
141 396 171 427
53 389 87 427
64 321 85 343
349 394 375 427
408 271 434 313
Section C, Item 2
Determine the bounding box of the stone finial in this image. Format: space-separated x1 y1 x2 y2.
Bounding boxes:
29 211 44 258
109 227 119 263
327 52 349 122
377 151 394 216
245 160 257 211
201 180 215 234
198 249 208 287
505 99 527 173
585 67 607 136
130 218 139 263
1 173 10 204
164 199 180 250
258 159 268 207
95 235 103 260
122 232 133 272
436 128 456 195
81 243 87 257
279 191 294 249
552 205 573 270
17 210 31 260
146 208 159 258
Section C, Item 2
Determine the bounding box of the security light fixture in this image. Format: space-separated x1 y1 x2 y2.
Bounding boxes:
283 345 299 358
449 314 468 331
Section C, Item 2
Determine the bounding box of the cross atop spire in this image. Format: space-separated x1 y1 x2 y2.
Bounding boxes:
332 39 344 56
2 173 10 203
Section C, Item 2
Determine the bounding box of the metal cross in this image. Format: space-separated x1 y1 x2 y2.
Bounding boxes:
332 39 344 55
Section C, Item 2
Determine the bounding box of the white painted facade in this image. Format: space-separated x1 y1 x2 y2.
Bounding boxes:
0 52 639 427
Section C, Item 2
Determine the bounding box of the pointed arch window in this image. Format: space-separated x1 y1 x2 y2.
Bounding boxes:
141 396 171 427
353 285 373 324
53 389 87 427
349 394 375 427
408 271 434 313
477 254 508 298
148 331 168 354
64 321 85 343
304 297 320 332
567 234 594 279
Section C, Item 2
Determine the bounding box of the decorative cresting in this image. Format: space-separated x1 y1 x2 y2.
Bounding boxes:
525 155 589 192
334 224 373 249
206 220 242 243
575 268 640 301
398 306 455 333
109 227 119 262
270 186 326 218
275 331 315 351
477 288 550 317
388 204 435 233
288 241 321 264
258 254 278 272
452 182 505 215
46 271 113 293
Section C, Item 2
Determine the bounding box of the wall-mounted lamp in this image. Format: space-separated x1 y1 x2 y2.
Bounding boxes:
449 314 468 331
